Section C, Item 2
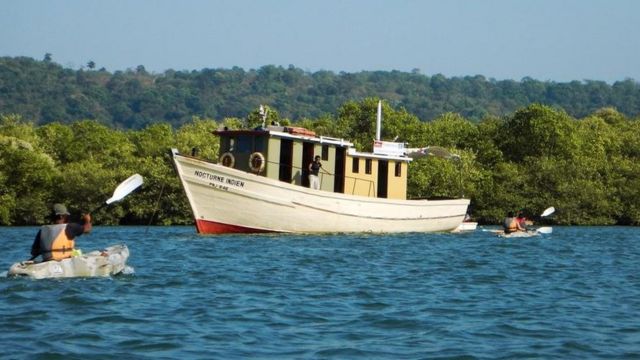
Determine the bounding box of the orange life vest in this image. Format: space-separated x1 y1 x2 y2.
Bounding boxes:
39 224 75 261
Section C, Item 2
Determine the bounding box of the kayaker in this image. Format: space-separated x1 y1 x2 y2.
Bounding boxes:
503 211 525 234
308 155 322 190
30 203 92 262
516 211 528 230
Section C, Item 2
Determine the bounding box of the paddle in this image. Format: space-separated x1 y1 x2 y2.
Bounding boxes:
90 174 144 214
540 207 555 217
537 226 553 234
532 207 555 234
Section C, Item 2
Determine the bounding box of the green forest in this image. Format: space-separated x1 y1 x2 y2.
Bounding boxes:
2 56 640 128
1 56 639 226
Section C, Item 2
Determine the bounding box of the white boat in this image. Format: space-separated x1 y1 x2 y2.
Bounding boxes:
171 104 470 234
7 244 130 279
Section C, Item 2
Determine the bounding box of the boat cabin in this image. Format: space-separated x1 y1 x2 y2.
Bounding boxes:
215 126 411 200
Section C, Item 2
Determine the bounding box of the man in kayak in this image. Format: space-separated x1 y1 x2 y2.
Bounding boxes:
503 211 526 234
516 211 528 230
30 203 92 262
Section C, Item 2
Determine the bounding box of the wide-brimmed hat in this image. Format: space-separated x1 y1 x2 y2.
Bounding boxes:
53 203 70 216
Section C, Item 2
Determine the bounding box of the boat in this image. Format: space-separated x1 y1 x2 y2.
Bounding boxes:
171 103 470 234
7 244 130 279
497 230 541 238
453 221 478 232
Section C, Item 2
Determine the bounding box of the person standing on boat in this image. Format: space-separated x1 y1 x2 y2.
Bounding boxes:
30 203 92 262
503 211 525 234
308 155 322 190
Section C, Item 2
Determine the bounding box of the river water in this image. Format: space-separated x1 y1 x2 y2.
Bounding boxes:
1 226 639 359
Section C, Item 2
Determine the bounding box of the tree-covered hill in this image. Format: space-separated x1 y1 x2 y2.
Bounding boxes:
1 56 639 129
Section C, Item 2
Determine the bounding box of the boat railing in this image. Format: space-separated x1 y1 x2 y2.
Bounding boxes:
266 160 376 197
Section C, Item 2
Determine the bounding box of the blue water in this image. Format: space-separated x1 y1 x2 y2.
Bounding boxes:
1 226 639 359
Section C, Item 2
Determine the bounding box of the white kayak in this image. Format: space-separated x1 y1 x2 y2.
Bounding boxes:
498 230 541 238
496 227 553 238
452 221 478 233
8 244 130 279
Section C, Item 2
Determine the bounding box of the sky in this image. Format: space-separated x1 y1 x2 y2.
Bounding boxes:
2 0 639 83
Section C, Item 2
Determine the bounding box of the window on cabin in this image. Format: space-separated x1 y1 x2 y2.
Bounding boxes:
254 136 266 153
395 162 402 177
322 145 329 160
228 138 235 152
237 135 251 153
352 157 359 173
365 159 372 174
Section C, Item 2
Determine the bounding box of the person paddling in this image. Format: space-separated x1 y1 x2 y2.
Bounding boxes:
503 211 525 234
516 211 528 230
30 203 92 262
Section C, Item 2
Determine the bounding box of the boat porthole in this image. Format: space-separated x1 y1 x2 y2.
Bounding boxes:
249 152 266 173
220 152 235 167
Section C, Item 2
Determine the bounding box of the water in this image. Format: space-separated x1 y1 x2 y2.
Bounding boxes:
1 226 639 359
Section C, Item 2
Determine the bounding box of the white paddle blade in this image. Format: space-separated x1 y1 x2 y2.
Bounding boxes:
537 226 553 234
106 174 144 205
541 207 555 217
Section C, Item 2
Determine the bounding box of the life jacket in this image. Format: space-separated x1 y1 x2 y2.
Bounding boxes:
39 224 75 261
503 217 518 233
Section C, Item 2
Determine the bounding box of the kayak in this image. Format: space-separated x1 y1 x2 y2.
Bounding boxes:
497 230 542 238
452 221 478 232
7 244 130 279
497 227 553 237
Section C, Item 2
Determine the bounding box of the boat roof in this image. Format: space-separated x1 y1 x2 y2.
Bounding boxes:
214 126 354 147
214 126 410 161
348 148 412 162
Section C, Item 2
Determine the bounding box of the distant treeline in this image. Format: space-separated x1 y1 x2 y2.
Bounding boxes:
1 99 639 227
1 56 640 129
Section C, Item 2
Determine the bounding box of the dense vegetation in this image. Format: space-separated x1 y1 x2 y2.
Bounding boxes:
2 56 640 129
1 98 639 227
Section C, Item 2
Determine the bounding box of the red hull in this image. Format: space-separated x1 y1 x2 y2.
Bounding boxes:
195 219 275 234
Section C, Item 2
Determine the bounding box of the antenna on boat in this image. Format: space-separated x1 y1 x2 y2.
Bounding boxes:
259 105 268 128
376 100 382 141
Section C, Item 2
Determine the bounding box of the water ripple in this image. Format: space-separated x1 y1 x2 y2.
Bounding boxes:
1 226 639 359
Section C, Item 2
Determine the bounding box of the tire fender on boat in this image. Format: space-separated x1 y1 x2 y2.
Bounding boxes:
249 152 266 173
220 152 235 168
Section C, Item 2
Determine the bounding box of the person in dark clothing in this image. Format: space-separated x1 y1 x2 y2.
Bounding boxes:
308 155 322 190
30 203 92 261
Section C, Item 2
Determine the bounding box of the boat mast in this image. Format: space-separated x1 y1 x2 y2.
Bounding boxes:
376 100 382 141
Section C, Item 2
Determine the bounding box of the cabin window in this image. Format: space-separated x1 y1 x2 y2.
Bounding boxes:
237 135 251 153
365 159 372 174
254 136 266 152
321 145 329 160
395 162 402 177
352 157 359 173
228 138 235 152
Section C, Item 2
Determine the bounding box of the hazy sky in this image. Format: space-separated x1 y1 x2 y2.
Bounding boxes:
2 0 639 82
